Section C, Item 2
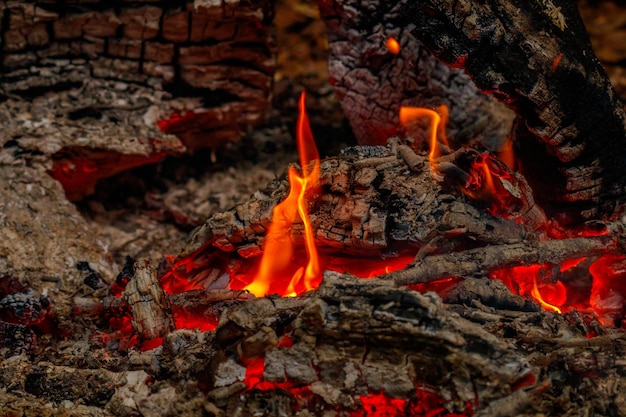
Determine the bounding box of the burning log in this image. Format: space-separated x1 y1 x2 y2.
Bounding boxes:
317 0 515 149
401 0 626 224
0 0 275 199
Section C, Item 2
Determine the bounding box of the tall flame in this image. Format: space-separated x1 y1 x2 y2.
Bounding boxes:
244 92 321 297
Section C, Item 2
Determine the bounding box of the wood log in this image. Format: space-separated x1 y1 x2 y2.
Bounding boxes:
402 0 626 224
0 0 276 199
317 0 515 150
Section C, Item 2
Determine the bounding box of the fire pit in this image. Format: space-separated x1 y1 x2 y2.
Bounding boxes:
1 0 626 416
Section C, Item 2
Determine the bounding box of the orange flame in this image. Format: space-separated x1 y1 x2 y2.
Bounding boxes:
386 37 401 55
244 92 321 297
399 105 449 166
531 277 564 314
497 136 516 170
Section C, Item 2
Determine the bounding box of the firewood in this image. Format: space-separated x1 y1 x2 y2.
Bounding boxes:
171 139 547 290
402 0 626 224
0 0 276 199
317 0 515 149
382 235 618 286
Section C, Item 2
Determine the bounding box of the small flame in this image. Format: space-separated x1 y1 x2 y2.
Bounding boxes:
386 37 401 55
244 92 321 297
531 277 564 314
497 136 516 170
399 106 449 166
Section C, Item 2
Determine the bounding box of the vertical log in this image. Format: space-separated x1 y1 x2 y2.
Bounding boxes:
124 260 175 344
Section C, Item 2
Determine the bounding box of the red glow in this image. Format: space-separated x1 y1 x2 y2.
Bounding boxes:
241 356 471 416
156 111 198 132
589 254 626 325
492 264 568 313
352 390 472 417
172 312 218 332
140 337 163 352
325 254 414 278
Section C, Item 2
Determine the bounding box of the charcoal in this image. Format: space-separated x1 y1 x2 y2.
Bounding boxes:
0 291 51 326
77 261 107 289
0 320 37 356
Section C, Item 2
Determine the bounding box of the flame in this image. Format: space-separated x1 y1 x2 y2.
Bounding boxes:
531 276 564 314
497 136 516 170
244 92 321 297
399 105 449 166
386 37 401 55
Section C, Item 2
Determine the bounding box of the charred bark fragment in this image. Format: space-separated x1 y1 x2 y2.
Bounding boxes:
317 0 515 149
402 0 626 223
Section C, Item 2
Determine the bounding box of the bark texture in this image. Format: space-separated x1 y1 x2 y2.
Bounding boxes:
0 0 276 198
402 0 626 223
317 0 515 150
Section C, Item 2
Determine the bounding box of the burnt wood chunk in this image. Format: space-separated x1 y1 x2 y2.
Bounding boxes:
0 0 276 199
317 0 515 149
123 260 175 344
402 0 626 223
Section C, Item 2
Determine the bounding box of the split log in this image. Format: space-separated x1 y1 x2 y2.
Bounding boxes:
317 0 515 150
402 0 626 224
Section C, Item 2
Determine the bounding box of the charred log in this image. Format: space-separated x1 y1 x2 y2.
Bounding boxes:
402 0 626 224
0 0 276 199
317 0 515 150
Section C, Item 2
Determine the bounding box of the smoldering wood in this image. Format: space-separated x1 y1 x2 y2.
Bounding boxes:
383 235 618 285
177 140 538 285
316 0 515 150
402 0 626 224
0 0 276 199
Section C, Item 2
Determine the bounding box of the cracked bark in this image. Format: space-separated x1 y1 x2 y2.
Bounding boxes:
317 0 515 150
402 0 626 224
0 0 275 198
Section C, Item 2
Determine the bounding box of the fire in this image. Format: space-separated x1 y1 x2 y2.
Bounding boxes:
531 276 564 314
244 92 322 297
399 105 449 166
386 36 401 55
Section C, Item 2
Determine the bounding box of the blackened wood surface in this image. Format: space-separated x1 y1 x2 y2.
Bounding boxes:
317 0 515 149
403 0 626 223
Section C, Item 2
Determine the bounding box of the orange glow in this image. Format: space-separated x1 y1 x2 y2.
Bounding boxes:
399 105 449 166
386 37 401 55
497 136 516 170
531 277 564 314
244 92 321 297
551 53 564 72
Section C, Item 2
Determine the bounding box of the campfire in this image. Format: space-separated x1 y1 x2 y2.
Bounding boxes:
2 0 626 416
